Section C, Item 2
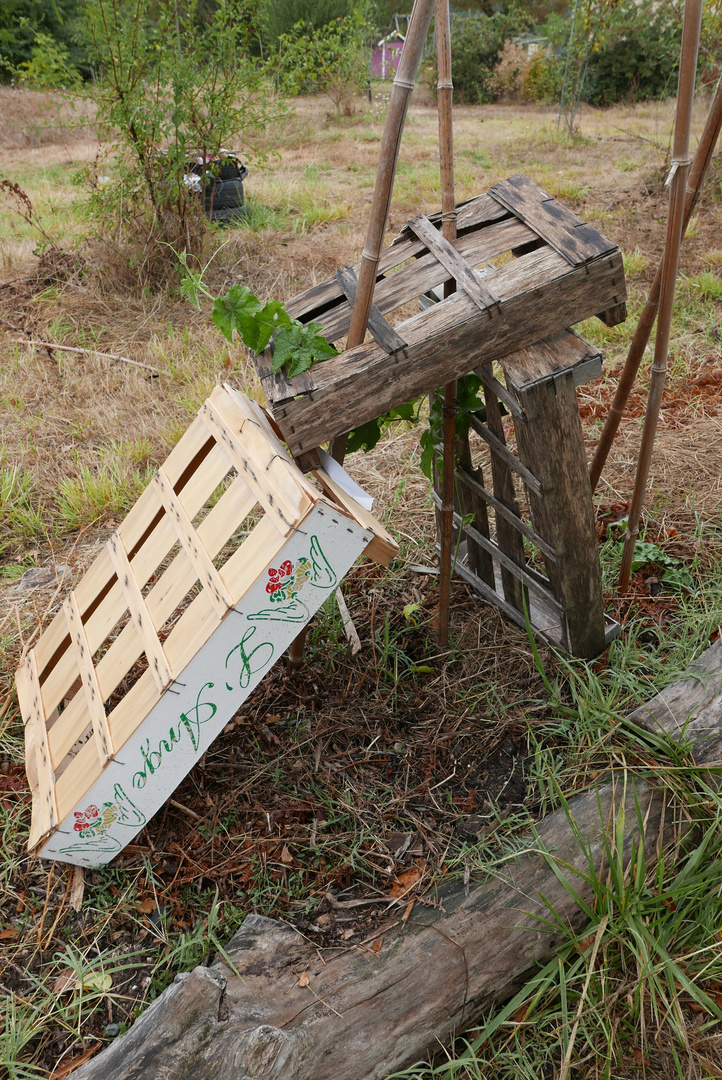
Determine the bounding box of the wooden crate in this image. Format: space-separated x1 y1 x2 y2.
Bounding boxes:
16 385 397 867
252 174 627 463
438 329 621 658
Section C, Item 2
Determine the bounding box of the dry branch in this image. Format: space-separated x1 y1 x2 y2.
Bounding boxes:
15 338 161 374
69 640 722 1080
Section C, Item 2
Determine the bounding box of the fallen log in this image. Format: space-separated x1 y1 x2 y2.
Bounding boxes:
70 641 722 1080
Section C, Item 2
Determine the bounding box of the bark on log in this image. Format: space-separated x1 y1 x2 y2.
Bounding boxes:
70 642 722 1080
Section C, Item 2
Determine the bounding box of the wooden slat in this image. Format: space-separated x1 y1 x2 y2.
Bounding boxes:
488 174 617 267
407 215 501 313
17 651 58 843
455 467 557 560
335 267 407 353
271 246 625 458
259 217 533 402
107 533 173 694
499 329 602 394
152 467 234 618
38 440 235 718
47 687 90 770
200 390 309 536
311 471 398 567
469 413 543 496
476 364 524 419
95 474 258 708
451 556 565 650
283 193 510 322
54 730 104 823
64 592 114 766
161 516 285 687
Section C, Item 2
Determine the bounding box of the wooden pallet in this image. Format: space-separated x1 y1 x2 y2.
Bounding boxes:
252 175 627 461
16 386 397 867
441 329 620 657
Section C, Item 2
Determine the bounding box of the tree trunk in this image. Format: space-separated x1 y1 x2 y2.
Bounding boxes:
70 642 722 1080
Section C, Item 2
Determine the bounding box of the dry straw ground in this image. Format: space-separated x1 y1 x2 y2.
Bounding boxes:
2 85 722 1079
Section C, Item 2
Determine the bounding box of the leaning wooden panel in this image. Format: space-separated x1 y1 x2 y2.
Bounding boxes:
16 386 398 868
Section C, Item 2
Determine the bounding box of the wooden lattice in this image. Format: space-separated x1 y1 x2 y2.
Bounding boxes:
17 386 397 866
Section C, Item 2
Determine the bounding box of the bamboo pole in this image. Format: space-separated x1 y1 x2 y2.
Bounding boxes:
590 71 722 493
330 0 435 464
618 0 703 592
436 0 456 647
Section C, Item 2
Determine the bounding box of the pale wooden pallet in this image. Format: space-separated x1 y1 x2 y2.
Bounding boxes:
16 386 398 866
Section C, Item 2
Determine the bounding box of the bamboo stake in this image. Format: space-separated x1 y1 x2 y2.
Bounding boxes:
590 70 722 492
330 0 435 464
618 0 703 593
436 0 456 647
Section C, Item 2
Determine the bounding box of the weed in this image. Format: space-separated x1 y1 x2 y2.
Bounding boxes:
685 270 722 302
623 246 651 277
55 460 153 530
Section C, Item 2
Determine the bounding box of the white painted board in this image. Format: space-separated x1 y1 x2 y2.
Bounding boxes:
40 502 373 867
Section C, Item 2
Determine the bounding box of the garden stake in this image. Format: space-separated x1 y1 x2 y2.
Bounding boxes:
330 0 434 463
436 0 456 647
590 71 722 493
619 0 703 592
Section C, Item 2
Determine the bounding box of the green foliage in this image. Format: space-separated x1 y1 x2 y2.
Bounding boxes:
84 0 284 281
584 2 680 106
180 257 338 378
276 8 370 115
17 31 81 88
425 9 530 105
419 375 485 479
0 0 88 84
261 0 352 47
521 52 561 104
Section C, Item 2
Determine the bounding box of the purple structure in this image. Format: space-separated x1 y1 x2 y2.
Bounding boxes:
372 32 405 79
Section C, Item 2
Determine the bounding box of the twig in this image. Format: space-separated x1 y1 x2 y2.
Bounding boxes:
335 588 361 655
13 338 161 374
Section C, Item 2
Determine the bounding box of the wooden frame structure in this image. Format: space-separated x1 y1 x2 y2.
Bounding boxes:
253 175 627 657
16 386 397 867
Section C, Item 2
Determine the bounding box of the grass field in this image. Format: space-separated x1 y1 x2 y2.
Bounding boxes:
3 82 722 1078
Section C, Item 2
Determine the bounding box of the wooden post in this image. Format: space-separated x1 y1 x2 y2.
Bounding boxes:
619 0 703 592
436 0 456 646
330 0 435 464
510 369 606 657
590 71 722 492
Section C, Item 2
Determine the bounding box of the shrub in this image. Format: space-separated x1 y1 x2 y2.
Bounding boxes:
84 0 285 284
521 52 561 103
276 9 370 115
425 9 530 106
488 39 529 101
16 32 81 89
584 22 680 105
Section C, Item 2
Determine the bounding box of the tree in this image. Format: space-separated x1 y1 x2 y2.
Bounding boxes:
84 0 285 280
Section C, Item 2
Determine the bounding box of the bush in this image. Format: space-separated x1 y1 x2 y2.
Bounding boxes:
84 0 285 284
16 32 81 89
488 39 529 101
276 9 370 115
425 9 530 106
262 0 352 47
521 52 561 103
584 23 680 105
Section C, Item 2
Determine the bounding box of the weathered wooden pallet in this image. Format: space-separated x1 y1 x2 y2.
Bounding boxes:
16 386 397 868
445 328 621 657
253 175 626 460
